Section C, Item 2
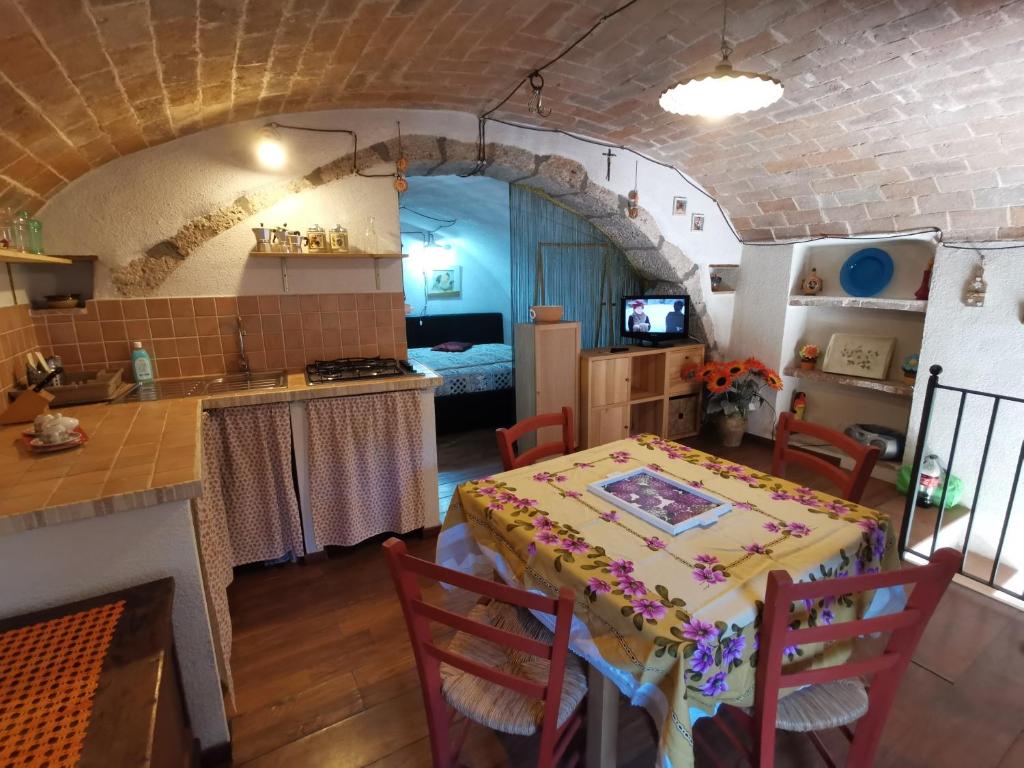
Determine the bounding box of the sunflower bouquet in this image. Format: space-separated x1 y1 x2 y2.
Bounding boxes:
681 358 783 419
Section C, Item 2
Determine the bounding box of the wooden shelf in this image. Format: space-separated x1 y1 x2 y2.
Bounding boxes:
248 251 407 259
788 295 927 312
0 247 73 265
711 289 736 295
783 365 914 398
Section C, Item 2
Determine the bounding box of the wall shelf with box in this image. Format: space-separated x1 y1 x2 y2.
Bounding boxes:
579 343 704 448
776 235 936 477
709 263 739 294
782 364 914 398
3 248 98 306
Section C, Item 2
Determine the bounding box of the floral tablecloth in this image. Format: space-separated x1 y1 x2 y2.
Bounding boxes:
437 435 896 768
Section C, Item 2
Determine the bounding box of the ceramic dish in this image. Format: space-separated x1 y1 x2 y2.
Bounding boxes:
43 294 82 309
22 427 88 453
839 248 894 297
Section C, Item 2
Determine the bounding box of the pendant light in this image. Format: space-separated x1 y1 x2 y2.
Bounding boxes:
659 0 783 119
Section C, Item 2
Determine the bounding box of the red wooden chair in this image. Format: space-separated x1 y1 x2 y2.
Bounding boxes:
383 538 586 767
772 412 880 503
695 547 959 767
496 406 575 471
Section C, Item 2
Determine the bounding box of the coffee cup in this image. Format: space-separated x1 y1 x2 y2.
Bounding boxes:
40 423 69 444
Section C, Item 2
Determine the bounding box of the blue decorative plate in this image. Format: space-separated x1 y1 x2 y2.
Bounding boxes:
840 248 894 297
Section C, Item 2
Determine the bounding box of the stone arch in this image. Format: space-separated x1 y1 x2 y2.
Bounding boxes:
116 134 715 352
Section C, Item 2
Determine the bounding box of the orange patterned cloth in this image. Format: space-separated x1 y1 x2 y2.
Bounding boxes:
0 601 125 767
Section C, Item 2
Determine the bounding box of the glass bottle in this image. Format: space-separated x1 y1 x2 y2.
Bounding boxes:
0 207 10 249
27 218 42 254
364 216 378 254
12 210 29 252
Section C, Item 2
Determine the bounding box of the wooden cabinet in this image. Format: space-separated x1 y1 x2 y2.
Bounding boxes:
514 322 581 450
589 403 630 445
588 356 631 407
580 343 704 448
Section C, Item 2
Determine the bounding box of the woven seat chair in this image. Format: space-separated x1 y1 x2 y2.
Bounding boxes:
496 406 575 471
772 412 880 504
695 548 959 767
384 538 586 767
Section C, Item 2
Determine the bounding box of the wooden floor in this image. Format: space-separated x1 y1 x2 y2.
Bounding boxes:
227 430 1024 767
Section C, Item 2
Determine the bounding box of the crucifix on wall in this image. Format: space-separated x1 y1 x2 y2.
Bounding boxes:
602 148 616 181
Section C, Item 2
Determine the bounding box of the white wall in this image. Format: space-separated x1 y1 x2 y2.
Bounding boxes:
910 243 1024 577
400 175 512 342
35 109 740 348
728 243 793 437
0 501 229 750
731 234 1024 580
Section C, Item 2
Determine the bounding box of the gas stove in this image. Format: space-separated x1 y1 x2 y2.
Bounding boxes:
305 357 420 385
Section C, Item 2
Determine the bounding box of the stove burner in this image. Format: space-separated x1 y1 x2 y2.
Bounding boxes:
305 357 419 385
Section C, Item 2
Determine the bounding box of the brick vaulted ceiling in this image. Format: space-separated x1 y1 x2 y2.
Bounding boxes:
1 0 1023 242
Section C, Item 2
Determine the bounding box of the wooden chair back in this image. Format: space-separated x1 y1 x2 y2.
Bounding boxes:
772 412 880 503
751 547 959 766
496 406 575 471
383 538 580 768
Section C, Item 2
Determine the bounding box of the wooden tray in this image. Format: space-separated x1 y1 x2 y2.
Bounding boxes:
8 369 125 406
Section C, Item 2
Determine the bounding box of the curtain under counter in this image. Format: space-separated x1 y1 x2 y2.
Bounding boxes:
306 392 426 547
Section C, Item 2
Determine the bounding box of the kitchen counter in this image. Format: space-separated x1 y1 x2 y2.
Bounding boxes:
0 367 442 536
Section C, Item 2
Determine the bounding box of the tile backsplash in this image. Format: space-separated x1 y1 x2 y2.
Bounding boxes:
0 304 44 398
33 293 408 379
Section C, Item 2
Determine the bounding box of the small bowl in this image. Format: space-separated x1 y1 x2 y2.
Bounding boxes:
44 294 81 309
529 305 564 323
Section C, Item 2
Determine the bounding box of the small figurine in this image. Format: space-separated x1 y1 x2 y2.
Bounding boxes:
626 162 640 219
902 354 919 384
964 258 987 307
791 391 807 420
801 267 824 295
710 271 723 291
914 258 933 300
626 189 639 219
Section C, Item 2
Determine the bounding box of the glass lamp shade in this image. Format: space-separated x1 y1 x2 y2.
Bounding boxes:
659 62 783 119
255 127 286 169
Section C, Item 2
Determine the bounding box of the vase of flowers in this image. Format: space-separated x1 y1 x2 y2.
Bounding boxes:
798 343 820 370
681 358 784 447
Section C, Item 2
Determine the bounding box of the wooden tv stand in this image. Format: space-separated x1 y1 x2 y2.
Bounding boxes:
579 342 705 448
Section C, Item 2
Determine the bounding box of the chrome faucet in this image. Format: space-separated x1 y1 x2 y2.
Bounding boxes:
236 316 250 374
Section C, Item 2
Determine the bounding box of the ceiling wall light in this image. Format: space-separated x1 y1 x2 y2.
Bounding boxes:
659 0 783 119
255 125 286 169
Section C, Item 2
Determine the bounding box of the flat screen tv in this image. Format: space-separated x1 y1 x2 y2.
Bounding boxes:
622 295 689 345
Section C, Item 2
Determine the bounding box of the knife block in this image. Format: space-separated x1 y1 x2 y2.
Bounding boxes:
0 389 54 424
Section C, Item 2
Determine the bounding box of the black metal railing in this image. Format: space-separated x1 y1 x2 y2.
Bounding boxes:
900 364 1024 601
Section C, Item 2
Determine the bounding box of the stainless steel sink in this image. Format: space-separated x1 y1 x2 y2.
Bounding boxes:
115 370 288 402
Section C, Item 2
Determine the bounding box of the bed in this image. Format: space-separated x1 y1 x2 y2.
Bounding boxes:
406 313 516 435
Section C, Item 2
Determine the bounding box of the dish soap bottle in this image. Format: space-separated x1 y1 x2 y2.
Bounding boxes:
131 341 154 383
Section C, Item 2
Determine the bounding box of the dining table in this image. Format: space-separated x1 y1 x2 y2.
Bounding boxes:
436 434 898 768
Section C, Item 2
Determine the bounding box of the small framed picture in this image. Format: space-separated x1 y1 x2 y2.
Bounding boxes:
672 196 688 216
691 213 705 232
427 267 462 298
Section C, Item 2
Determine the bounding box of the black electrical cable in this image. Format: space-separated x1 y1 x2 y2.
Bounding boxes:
267 121 396 179
460 0 641 177
479 0 640 122
399 206 456 228
451 0 1023 250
